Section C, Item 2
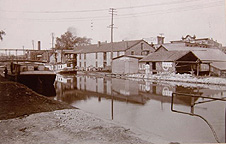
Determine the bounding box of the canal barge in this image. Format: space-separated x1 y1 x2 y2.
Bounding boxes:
1 62 56 95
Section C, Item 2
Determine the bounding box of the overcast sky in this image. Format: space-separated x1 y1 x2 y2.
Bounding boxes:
0 0 225 50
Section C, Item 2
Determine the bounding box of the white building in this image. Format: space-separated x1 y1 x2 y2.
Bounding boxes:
75 40 155 71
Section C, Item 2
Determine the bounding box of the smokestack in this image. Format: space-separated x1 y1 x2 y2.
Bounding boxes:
157 36 164 45
38 41 41 50
97 41 101 47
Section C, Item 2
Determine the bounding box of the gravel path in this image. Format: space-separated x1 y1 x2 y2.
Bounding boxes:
0 109 152 144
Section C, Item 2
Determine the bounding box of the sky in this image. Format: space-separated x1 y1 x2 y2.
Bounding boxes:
0 0 225 50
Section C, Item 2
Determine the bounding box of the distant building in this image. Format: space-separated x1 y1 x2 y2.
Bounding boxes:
74 40 155 71
170 35 222 48
49 49 77 71
219 46 226 53
27 50 53 62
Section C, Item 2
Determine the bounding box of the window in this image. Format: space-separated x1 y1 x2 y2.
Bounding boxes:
141 43 144 50
96 53 98 59
79 54 81 59
84 62 86 68
96 61 98 67
131 51 134 55
79 62 81 67
84 53 86 60
103 52 107 60
152 62 156 70
117 51 120 57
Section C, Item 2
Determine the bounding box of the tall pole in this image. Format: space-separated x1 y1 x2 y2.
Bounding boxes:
109 8 117 60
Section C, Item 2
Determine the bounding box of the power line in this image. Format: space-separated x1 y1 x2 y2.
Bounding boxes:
116 0 223 19
0 1 223 22
0 0 220 14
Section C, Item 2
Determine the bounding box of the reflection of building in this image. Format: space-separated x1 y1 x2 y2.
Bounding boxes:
55 75 221 106
112 79 139 96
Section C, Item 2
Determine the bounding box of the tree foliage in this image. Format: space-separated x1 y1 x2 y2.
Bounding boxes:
0 30 6 41
55 31 91 50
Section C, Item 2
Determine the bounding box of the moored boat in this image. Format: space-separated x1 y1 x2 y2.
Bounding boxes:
2 62 56 96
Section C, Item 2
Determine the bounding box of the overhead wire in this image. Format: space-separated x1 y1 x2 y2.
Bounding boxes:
0 0 224 22
0 0 219 13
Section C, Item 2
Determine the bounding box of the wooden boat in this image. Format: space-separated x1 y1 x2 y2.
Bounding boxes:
2 62 56 96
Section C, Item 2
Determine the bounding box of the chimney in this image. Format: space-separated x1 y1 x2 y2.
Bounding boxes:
97 41 101 47
38 41 41 50
157 36 164 45
124 41 128 48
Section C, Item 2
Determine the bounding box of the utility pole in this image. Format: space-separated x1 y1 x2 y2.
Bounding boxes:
108 8 117 60
32 40 34 50
51 33 55 49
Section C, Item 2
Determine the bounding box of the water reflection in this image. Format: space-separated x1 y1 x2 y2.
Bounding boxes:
54 74 226 143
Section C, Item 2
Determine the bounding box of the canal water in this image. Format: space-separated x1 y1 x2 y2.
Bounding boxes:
53 73 226 143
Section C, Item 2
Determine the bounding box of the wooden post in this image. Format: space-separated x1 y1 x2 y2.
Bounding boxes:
197 63 199 76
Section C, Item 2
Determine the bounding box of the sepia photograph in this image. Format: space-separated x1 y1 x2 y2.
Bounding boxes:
0 0 226 143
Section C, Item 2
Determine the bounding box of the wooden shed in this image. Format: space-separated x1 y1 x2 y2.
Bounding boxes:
112 55 144 74
139 50 200 74
210 62 226 77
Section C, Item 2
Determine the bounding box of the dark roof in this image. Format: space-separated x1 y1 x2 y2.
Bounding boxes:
156 44 226 62
112 55 145 60
156 43 226 62
211 62 226 70
73 40 147 53
192 49 226 62
140 50 190 62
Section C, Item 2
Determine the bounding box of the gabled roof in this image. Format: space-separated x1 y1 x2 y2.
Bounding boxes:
156 43 209 51
73 40 151 54
140 50 190 62
112 55 145 60
155 44 226 62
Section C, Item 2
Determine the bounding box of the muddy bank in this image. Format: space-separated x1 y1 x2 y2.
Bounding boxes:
0 76 73 120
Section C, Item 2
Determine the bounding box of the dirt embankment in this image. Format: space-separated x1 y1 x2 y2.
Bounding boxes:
0 76 153 144
0 76 73 120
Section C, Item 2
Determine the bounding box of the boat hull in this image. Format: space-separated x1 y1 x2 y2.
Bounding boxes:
17 74 56 96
